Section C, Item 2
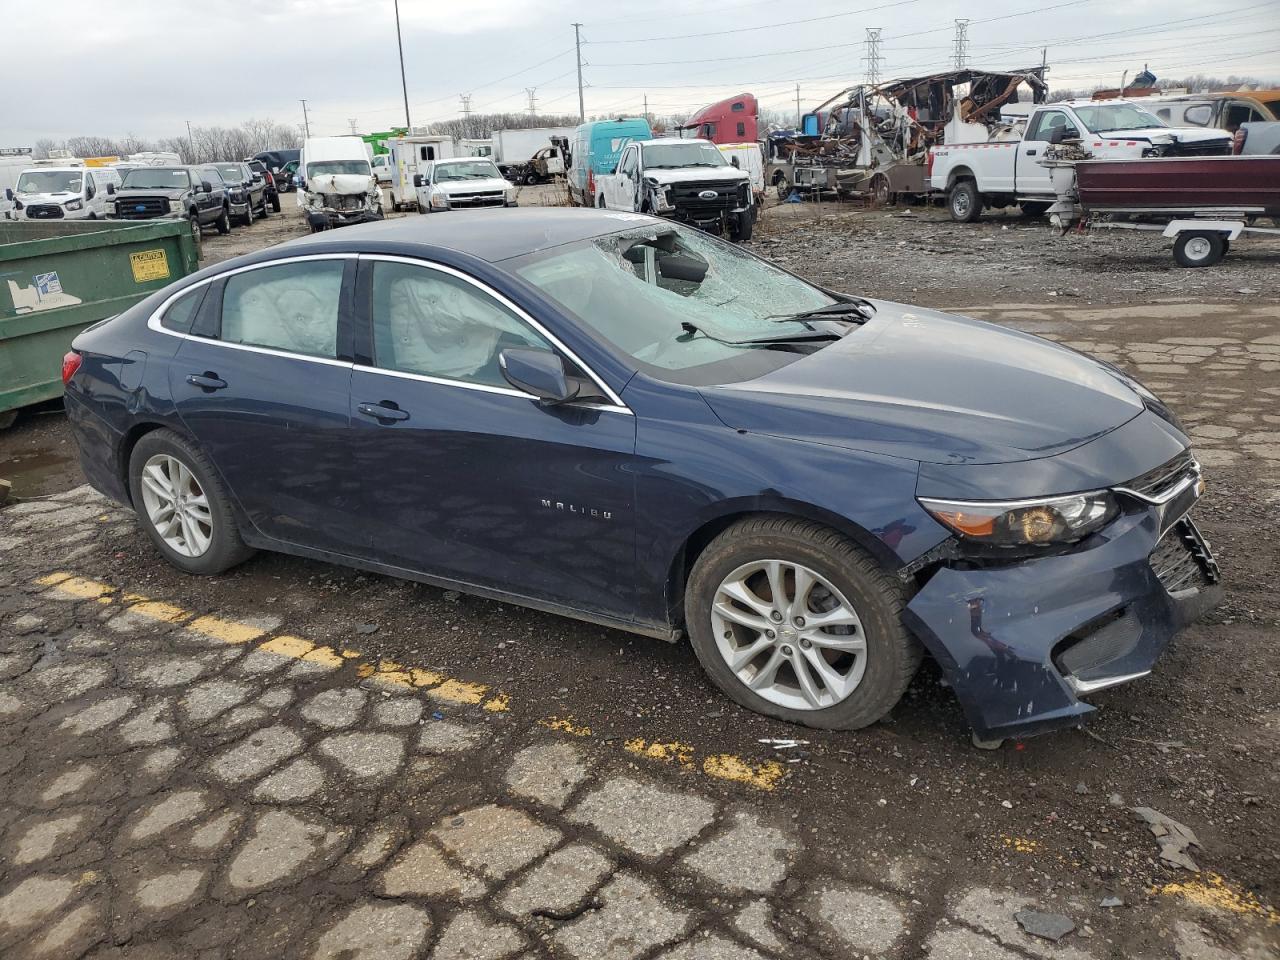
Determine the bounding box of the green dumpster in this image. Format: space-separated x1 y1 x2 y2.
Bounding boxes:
0 218 199 426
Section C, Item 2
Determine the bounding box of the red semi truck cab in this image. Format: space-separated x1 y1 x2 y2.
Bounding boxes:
677 93 758 144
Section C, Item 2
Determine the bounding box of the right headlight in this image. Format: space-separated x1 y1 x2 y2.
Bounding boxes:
918 491 1118 548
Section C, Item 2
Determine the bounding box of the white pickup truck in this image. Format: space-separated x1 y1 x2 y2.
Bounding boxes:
596 137 755 241
929 99 1232 221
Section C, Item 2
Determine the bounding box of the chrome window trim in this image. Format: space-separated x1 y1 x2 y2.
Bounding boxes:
358 253 631 413
145 253 355 368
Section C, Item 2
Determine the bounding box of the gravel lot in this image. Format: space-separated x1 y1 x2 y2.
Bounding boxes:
1 189 1277 959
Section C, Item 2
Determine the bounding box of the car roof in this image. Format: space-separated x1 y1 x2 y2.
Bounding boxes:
282 207 662 263
643 137 710 146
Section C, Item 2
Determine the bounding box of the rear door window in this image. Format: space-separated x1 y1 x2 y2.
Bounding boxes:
219 260 344 359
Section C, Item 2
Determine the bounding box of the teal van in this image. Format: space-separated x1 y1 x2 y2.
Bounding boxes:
567 118 652 206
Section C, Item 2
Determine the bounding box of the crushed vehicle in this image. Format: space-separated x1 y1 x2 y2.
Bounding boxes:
254 149 300 190
212 161 269 226
62 208 1222 743
1136 89 1280 131
412 157 516 212
491 126 575 183
595 137 755 241
930 97 1232 222
767 68 1050 203
108 165 233 252
5 165 121 221
297 136 382 231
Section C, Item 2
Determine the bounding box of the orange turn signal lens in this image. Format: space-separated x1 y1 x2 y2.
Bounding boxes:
929 509 996 537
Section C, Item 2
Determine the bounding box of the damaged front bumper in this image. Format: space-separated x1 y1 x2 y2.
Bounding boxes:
903 455 1221 742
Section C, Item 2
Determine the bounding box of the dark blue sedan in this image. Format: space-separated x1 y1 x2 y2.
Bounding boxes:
62 209 1221 742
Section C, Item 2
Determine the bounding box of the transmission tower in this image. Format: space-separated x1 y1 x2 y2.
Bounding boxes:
460 94 473 118
953 19 970 69
348 118 359 135
525 88 538 117
864 28 883 87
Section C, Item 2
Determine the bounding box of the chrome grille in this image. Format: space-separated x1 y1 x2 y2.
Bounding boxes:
1149 520 1214 595
1124 451 1195 500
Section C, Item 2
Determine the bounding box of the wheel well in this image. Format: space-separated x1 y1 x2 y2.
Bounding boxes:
947 168 975 190
663 509 894 632
116 421 170 504
771 170 786 184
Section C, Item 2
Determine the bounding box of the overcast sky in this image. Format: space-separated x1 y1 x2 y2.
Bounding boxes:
3 0 1276 144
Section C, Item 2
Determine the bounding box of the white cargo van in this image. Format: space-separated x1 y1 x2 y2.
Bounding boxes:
5 165 122 221
297 136 381 231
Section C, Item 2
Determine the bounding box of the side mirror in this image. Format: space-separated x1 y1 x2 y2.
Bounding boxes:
107 183 115 195
200 180 213 193
252 173 263 183
5 188 14 201
499 348 579 405
1064 126 1080 140
413 174 424 188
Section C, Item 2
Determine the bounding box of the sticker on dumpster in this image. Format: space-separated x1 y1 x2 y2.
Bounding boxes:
35 272 63 297
7 275 82 315
130 249 170 284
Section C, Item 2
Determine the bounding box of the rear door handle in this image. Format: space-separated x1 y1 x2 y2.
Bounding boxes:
186 373 227 391
357 401 410 422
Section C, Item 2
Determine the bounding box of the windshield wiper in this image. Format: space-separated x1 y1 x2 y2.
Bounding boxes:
679 320 841 346
767 301 875 324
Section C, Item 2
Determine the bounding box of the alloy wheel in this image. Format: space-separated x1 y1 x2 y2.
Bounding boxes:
711 559 867 711
139 454 213 558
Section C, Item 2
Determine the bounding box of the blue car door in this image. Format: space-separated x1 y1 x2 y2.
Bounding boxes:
348 255 637 620
167 254 367 554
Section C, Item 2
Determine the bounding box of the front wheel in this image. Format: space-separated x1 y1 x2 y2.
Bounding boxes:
189 215 204 260
729 209 754 242
949 180 983 222
216 205 231 234
684 516 922 730
237 201 253 227
1173 231 1226 268
128 429 254 575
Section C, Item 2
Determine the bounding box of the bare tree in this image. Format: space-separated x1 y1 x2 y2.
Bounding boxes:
32 138 61 160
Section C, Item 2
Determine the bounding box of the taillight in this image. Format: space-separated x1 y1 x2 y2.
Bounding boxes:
1233 128 1247 155
926 149 935 178
587 169 595 194
62 350 82 385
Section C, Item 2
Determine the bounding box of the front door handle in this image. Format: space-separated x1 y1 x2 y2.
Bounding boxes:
357 401 410 422
186 372 227 391
1025 148 1038 156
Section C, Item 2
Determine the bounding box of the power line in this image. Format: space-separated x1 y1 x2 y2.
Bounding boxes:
587 0 926 44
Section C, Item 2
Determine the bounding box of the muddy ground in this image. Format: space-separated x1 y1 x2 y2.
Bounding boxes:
1 192 1277 959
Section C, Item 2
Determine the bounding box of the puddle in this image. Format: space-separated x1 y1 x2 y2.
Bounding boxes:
3 447 77 498
0 402 80 499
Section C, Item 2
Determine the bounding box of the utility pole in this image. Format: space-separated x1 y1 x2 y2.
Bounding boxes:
526 88 538 117
300 100 311 139
952 19 970 69
643 93 648 122
348 118 359 135
864 28 883 87
394 0 412 131
572 22 585 122
185 120 194 162
795 84 801 129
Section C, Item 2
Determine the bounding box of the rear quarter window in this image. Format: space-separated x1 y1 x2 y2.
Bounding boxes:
160 285 208 334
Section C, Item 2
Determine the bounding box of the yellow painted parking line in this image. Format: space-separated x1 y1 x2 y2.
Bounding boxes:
702 754 786 792
121 595 193 624
258 635 316 659
35 572 73 586
429 678 488 705
1153 873 1279 924
1001 836 1040 854
483 693 511 713
186 614 270 646
625 738 696 768
540 716 593 737
42 574 115 602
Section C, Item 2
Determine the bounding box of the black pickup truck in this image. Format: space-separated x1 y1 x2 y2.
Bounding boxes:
109 166 233 253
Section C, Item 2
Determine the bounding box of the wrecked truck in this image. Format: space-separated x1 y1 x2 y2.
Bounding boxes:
930 98 1232 222
768 68 1049 203
297 137 383 232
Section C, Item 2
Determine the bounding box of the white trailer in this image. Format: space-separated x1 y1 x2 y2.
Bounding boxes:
0 150 35 218
490 127 574 177
386 136 460 211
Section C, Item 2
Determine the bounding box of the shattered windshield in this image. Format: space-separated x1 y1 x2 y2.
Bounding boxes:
120 168 191 189
15 171 83 194
306 160 371 177
434 161 502 181
642 142 728 169
513 222 845 384
1072 104 1167 133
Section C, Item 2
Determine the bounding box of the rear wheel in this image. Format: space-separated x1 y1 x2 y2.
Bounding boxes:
189 215 204 260
684 516 922 730
216 205 231 234
128 429 254 576
597 194 606 208
270 191 281 212
949 180 983 222
1173 231 1226 268
870 173 894 207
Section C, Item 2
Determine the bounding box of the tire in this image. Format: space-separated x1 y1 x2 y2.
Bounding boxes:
189 215 204 260
258 194 270 218
949 180 983 222
128 429 254 576
597 194 607 208
1172 231 1226 268
870 173 894 207
238 201 253 227
729 209 754 242
216 205 231 234
1019 200 1050 218
270 192 281 213
684 516 922 731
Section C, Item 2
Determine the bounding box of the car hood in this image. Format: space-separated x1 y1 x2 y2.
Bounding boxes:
437 177 510 194
644 166 751 185
699 300 1145 466
1095 126 1230 144
308 173 374 195
16 191 79 203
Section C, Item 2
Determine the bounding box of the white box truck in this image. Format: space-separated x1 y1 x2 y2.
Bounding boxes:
386 135 460 211
491 127 574 180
